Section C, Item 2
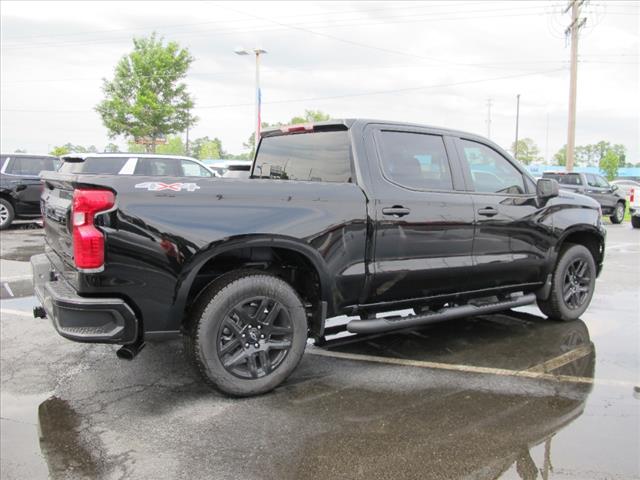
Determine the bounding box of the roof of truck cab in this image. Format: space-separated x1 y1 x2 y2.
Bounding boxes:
60 153 199 161
0 152 57 158
261 118 495 141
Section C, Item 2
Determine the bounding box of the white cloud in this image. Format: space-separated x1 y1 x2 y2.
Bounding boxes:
1 0 638 161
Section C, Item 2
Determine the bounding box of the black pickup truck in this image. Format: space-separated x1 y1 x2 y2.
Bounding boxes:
31 119 606 396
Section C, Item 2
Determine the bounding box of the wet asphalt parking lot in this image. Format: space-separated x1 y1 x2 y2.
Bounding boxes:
0 221 638 480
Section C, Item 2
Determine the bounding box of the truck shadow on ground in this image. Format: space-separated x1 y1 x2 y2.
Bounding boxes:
37 310 595 480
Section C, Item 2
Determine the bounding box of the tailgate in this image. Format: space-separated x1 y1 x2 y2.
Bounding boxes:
41 175 75 264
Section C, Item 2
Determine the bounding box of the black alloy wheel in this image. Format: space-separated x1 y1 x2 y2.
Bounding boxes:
562 258 592 310
217 297 293 379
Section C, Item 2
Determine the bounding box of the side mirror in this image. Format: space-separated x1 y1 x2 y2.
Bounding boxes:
537 178 559 199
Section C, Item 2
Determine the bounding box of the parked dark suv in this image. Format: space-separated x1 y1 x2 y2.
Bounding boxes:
0 153 58 229
542 171 626 223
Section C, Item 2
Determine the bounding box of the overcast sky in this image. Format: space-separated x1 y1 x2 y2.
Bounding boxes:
1 1 638 161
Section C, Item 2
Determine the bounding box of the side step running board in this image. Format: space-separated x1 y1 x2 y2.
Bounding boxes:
346 293 536 335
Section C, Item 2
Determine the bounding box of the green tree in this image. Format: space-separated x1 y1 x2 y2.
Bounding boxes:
96 33 197 153
126 141 147 154
49 143 97 156
191 136 224 160
156 135 185 155
511 138 541 165
243 110 332 157
553 145 567 166
599 149 620 180
104 143 120 153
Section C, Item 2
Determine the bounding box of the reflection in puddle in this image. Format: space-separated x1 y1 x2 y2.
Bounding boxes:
283 312 596 480
38 396 103 479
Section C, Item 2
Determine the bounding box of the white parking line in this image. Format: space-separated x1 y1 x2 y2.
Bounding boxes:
306 346 636 388
2 283 14 297
526 344 593 373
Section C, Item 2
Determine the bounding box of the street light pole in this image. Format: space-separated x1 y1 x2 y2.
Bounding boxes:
514 94 521 160
235 47 267 152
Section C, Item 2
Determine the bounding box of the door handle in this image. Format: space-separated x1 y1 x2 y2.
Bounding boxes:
478 207 498 217
382 206 411 217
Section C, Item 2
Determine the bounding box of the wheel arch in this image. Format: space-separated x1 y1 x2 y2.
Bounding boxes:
556 225 605 275
176 235 334 337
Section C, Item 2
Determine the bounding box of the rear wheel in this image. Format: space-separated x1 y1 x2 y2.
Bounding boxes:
610 201 625 224
537 244 596 322
185 271 308 396
0 199 15 230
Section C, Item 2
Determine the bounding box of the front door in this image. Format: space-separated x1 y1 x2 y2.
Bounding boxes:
365 126 476 305
455 138 550 288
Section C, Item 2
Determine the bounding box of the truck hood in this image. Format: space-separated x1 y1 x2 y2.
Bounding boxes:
556 189 601 209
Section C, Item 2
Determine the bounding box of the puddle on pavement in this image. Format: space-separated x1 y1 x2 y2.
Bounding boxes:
38 396 103 479
1 392 103 480
324 310 594 373
1 294 38 312
1 391 51 479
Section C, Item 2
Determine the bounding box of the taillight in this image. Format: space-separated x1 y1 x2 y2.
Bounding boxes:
280 124 313 133
72 189 115 270
630 188 635 203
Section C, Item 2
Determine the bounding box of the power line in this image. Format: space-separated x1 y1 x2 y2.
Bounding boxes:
1 67 566 114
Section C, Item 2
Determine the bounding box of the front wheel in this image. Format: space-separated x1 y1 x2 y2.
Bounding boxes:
185 271 308 397
610 202 625 224
537 244 596 322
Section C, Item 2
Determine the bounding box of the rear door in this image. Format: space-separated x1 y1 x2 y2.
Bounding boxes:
454 137 548 288
365 125 475 304
586 174 616 209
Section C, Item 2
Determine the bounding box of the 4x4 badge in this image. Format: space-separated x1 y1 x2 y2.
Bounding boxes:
135 182 200 192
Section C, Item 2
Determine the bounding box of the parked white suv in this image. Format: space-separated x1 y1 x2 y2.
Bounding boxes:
58 153 217 177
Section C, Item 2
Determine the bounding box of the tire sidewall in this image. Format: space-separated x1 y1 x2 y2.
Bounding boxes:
550 245 596 321
194 274 307 396
0 198 15 230
611 202 624 224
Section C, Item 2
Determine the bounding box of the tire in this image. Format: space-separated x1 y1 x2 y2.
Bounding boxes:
632 215 640 229
537 244 596 322
0 198 15 230
609 201 625 224
185 270 308 397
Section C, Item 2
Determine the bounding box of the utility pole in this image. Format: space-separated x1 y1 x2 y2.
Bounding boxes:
514 94 521 159
565 0 587 172
485 98 493 139
545 111 550 164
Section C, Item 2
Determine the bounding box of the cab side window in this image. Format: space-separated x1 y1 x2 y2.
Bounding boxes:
459 140 525 194
134 158 181 176
377 131 453 191
595 175 609 188
181 160 212 177
586 174 599 188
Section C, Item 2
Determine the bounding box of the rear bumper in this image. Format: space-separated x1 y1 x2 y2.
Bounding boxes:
31 253 138 344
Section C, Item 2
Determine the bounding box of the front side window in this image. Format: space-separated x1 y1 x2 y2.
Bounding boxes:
254 131 351 182
586 174 599 188
595 175 609 188
377 131 453 191
460 140 525 194
6 156 56 176
181 160 212 177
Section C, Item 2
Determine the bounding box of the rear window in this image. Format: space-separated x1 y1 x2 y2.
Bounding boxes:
4 156 56 175
254 131 351 182
543 173 583 186
60 157 129 174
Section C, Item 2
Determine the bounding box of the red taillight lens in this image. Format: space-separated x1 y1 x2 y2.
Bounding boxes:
630 188 635 203
72 189 115 270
